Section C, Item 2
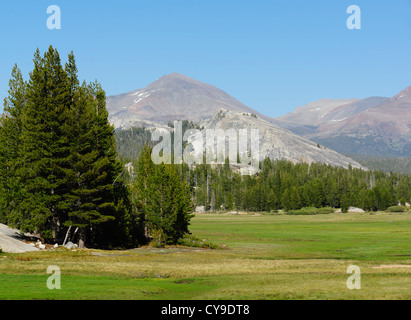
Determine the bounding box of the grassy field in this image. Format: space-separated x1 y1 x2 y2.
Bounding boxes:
0 212 410 300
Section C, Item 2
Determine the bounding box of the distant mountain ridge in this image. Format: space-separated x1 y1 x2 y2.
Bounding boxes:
107 72 411 164
272 87 411 156
107 73 364 169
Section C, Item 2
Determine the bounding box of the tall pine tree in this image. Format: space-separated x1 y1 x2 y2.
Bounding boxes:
19 47 72 240
0 64 27 225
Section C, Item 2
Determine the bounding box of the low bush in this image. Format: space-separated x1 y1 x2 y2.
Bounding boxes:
286 207 334 215
178 234 220 249
386 206 407 212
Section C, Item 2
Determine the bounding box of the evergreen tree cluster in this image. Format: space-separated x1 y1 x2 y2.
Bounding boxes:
0 47 140 247
115 120 202 162
0 47 195 249
132 145 194 247
115 127 155 163
114 126 411 215
184 158 411 213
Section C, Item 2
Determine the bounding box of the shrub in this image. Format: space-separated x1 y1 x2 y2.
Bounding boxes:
149 227 167 248
178 234 220 249
386 206 407 212
286 207 334 215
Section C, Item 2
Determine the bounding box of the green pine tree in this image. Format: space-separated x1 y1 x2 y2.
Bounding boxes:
134 145 193 245
0 64 27 226
19 46 72 240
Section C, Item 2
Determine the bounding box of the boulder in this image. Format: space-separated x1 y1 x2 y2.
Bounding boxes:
64 241 75 249
335 207 365 213
195 206 205 213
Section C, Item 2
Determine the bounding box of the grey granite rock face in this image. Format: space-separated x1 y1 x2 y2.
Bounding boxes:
0 223 39 253
196 110 365 170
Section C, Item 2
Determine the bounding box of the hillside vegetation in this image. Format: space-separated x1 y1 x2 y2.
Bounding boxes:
116 127 411 214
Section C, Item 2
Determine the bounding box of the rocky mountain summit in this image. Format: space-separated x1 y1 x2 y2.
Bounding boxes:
108 73 366 169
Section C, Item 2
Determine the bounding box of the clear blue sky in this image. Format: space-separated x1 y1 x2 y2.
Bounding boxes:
1 0 410 117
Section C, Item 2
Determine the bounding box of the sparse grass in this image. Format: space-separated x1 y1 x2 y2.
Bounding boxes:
0 213 410 300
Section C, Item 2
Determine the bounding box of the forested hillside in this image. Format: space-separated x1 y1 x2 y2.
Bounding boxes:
350 155 411 175
115 126 411 214
122 145 411 214
115 120 201 162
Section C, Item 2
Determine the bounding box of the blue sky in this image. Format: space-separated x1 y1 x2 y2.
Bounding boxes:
1 0 410 117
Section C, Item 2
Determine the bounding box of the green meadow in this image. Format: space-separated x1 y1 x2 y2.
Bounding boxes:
0 212 410 300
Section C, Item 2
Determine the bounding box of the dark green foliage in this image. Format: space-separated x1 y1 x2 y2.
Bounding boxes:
115 127 154 162
340 194 349 213
134 145 194 246
0 64 27 226
17 47 73 238
63 78 134 248
114 120 202 163
177 157 410 213
0 47 136 248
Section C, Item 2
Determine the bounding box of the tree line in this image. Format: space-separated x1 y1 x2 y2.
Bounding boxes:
184 158 411 213
117 126 411 214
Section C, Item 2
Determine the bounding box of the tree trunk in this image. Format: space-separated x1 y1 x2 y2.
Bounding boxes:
78 227 86 249
62 225 71 247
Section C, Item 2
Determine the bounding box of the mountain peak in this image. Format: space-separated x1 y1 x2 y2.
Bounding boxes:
166 72 188 77
158 72 191 81
107 73 264 126
392 85 411 101
147 73 208 91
